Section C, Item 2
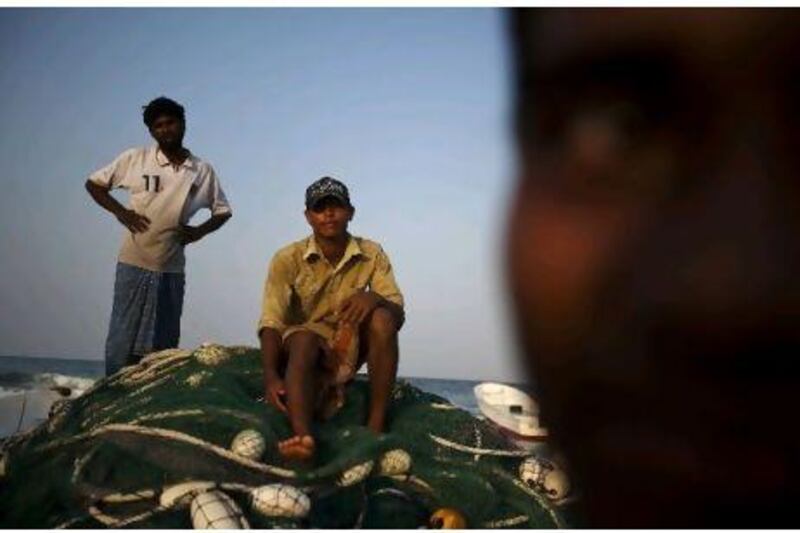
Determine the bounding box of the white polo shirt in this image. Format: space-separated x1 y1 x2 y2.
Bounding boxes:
88 145 232 273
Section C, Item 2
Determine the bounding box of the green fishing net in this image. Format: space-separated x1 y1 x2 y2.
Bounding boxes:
0 345 569 528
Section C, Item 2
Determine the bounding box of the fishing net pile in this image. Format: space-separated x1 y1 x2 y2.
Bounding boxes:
0 344 568 528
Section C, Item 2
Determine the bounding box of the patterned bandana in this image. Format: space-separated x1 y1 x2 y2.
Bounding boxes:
305 176 351 208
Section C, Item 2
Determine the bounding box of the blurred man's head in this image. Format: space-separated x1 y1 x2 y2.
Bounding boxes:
507 9 800 527
142 96 186 151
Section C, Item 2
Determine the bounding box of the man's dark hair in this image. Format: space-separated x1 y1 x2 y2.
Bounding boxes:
142 97 185 128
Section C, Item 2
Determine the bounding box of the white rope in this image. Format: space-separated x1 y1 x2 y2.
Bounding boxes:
101 489 157 503
80 393 155 430
127 409 204 425
473 423 482 462
36 423 296 479
83 396 157 430
429 433 531 457
87 505 118 526
502 471 565 528
54 515 85 529
387 474 433 492
96 349 191 391
71 447 98 484
129 372 179 397
207 407 265 427
484 514 530 528
89 504 168 528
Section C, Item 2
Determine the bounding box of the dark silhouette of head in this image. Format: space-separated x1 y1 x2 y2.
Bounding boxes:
506 8 800 527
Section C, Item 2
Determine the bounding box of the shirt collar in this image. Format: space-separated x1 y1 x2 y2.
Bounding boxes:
303 235 365 270
154 145 196 170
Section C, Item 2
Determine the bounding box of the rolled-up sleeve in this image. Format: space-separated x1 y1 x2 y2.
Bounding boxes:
206 165 232 216
87 149 135 189
257 251 294 337
370 246 404 308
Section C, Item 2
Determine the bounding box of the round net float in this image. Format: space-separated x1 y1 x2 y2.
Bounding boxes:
429 507 467 529
160 481 217 509
194 344 230 366
518 456 545 486
541 468 570 501
518 456 570 500
184 371 211 388
250 484 310 518
377 449 412 476
230 429 266 461
337 460 374 487
190 489 249 529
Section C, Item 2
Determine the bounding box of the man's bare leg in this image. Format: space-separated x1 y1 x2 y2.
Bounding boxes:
278 331 321 460
364 308 399 433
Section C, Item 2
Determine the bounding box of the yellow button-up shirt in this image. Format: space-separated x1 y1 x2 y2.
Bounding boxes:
258 235 404 349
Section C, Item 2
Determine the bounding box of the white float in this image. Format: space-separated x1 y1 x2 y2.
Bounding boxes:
378 449 412 476
230 429 266 461
337 460 374 487
519 456 570 500
250 484 310 518
189 489 249 529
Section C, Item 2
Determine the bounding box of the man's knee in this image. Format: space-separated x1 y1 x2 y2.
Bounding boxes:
286 331 321 366
367 307 398 341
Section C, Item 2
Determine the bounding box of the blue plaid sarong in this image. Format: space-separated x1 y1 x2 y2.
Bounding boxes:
105 262 185 376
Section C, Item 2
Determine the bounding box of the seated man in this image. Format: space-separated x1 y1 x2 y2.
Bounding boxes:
258 177 405 460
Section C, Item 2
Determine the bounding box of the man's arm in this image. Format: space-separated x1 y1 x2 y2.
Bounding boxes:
85 180 150 233
260 327 283 382
257 251 294 412
338 244 405 327
180 212 232 245
339 292 405 328
260 326 287 412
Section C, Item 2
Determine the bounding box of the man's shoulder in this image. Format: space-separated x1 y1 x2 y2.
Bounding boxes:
115 146 150 163
272 237 312 262
188 152 215 173
354 236 387 257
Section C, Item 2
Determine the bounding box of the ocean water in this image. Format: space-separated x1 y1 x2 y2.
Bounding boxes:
0 356 102 399
0 355 484 437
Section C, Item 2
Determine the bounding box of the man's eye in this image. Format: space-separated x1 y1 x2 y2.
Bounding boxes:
534 95 646 148
564 103 643 164
542 101 679 203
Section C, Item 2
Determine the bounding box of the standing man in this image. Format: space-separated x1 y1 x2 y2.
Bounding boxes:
258 177 404 461
86 97 232 376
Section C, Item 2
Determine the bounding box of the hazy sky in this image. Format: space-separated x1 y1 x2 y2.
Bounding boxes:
0 8 522 380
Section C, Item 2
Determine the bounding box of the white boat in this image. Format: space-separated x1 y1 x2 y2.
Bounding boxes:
474 382 548 440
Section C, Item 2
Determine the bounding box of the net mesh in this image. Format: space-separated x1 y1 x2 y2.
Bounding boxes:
0 344 570 528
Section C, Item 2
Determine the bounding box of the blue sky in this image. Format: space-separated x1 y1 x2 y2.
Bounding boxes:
0 8 521 380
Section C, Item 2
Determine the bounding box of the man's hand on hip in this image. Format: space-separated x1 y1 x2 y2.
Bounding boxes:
180 224 205 245
116 209 150 233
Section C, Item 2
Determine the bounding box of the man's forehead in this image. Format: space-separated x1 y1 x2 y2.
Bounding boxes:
528 9 797 73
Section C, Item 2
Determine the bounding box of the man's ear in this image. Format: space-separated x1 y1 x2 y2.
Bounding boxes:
348 207 355 221
304 209 312 225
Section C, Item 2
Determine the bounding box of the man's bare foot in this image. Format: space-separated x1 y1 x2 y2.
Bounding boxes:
277 435 315 461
